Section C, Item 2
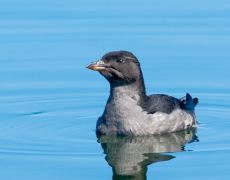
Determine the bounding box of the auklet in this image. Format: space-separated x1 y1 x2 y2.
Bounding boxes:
87 51 199 136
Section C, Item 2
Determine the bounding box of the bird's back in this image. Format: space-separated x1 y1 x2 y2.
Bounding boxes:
143 94 182 114
143 93 198 114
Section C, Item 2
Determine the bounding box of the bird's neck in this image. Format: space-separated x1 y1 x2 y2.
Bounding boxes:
110 76 147 104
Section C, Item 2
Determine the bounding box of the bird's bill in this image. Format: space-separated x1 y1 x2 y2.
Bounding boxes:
86 60 107 71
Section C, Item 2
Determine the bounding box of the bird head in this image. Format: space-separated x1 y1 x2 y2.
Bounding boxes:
87 51 142 86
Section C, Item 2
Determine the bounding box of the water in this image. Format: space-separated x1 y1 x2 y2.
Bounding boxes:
0 0 230 179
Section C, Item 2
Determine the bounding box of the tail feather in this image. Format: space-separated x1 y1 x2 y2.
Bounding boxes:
180 93 199 111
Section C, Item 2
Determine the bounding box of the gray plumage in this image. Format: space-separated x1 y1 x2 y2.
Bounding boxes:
87 50 199 136
144 93 198 114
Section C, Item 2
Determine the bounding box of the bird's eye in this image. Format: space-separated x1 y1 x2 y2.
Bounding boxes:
117 58 125 63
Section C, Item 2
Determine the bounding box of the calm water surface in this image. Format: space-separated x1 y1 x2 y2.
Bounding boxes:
0 0 230 179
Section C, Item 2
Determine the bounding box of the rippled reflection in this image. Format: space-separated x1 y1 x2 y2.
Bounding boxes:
98 128 198 180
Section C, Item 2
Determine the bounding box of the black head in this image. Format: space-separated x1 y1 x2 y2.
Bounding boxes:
87 51 142 86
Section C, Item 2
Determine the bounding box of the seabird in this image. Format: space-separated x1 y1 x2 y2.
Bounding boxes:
87 51 198 136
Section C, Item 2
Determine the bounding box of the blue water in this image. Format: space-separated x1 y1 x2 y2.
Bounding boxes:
0 0 230 179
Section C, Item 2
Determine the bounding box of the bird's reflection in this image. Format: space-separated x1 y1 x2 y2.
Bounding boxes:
97 128 198 180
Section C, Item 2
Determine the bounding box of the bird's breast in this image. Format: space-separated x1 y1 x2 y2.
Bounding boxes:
99 93 196 136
